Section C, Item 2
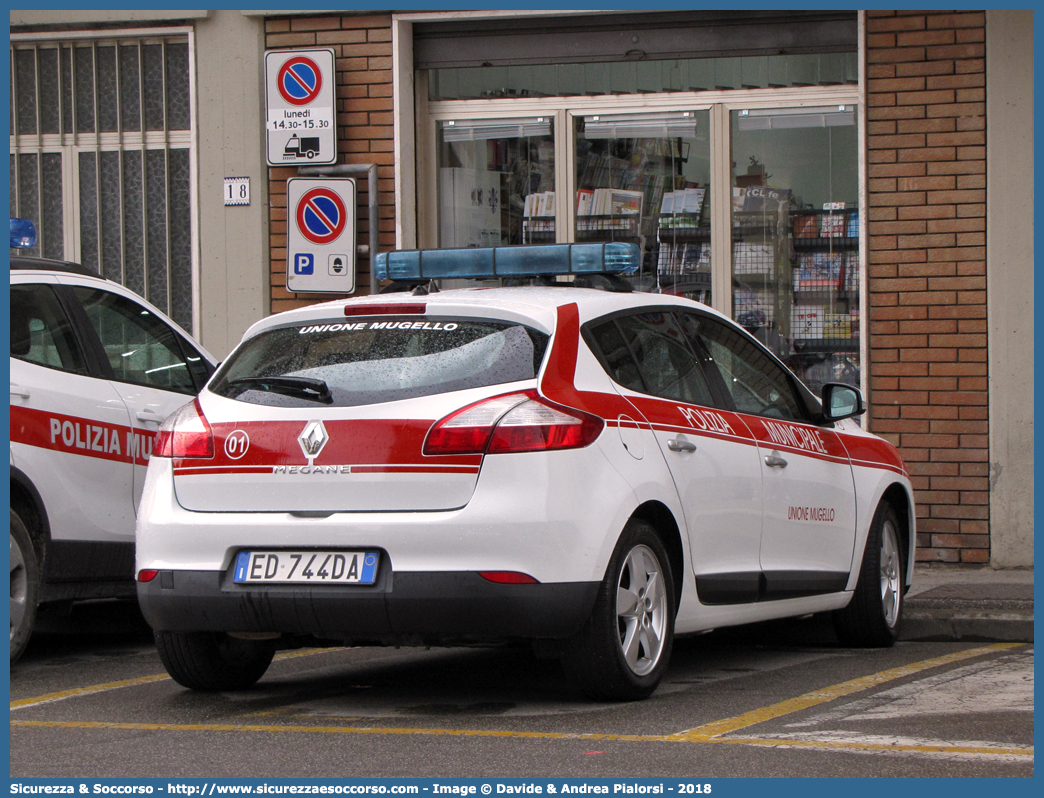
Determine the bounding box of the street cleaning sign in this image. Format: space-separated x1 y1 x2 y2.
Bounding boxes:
287 177 356 293
265 49 336 166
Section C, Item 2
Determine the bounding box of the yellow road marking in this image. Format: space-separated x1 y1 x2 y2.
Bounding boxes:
9 674 172 711
10 648 333 711
10 643 1031 759
9 720 1032 758
666 643 1024 742
10 720 666 742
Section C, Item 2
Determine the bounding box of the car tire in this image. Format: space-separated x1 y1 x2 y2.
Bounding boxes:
10 509 40 664
833 501 904 647
154 631 275 691
562 519 675 701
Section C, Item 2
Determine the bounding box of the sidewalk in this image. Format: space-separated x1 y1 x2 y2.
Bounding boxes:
901 564 1034 643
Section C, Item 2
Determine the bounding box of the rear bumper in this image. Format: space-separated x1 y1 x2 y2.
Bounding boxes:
137 567 600 644
136 451 640 586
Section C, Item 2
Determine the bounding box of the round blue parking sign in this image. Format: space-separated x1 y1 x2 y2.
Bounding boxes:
278 56 322 106
296 187 347 245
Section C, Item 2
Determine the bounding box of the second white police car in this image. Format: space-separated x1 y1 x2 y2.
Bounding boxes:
136 243 913 700
10 218 216 662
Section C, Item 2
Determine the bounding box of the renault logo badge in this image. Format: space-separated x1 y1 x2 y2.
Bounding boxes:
298 420 329 461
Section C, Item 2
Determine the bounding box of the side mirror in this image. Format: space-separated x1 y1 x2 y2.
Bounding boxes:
821 382 865 422
10 218 36 249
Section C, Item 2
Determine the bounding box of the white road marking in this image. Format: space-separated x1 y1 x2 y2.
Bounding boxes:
723 730 1033 761
785 648 1034 725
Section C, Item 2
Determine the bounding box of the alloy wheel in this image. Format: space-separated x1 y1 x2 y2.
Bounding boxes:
879 519 902 629
616 544 667 676
10 533 27 643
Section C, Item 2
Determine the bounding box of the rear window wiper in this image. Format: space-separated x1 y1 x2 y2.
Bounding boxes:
228 376 333 405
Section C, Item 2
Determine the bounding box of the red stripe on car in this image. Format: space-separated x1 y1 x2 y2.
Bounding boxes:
10 405 155 466
538 302 909 477
175 419 483 470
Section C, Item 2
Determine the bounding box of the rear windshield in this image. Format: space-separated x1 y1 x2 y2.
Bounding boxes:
210 316 550 408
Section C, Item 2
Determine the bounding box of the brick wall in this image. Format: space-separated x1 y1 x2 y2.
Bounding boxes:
865 11 988 563
265 14 396 313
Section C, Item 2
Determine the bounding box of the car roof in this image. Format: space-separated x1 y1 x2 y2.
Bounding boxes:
9 255 102 278
240 284 728 340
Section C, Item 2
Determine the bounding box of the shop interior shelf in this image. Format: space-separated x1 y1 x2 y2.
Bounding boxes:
659 271 711 285
791 339 860 354
522 231 557 244
657 225 711 242
576 215 641 232
793 236 859 250
731 224 786 238
791 287 859 298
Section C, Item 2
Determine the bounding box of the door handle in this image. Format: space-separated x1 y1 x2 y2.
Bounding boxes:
764 455 788 468
667 439 697 453
136 409 168 426
10 384 30 399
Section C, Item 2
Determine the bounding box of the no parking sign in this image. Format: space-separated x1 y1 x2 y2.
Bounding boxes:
287 178 356 293
265 49 336 166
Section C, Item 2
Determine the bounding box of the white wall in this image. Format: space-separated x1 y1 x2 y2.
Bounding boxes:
986 10 1034 567
193 10 269 358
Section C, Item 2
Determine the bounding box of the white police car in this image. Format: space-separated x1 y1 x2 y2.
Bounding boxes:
136 243 913 700
9 219 216 661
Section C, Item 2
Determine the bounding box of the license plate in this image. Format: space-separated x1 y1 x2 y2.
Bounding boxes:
233 551 379 584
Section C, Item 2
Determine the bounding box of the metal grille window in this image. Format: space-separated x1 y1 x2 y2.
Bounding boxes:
10 33 196 332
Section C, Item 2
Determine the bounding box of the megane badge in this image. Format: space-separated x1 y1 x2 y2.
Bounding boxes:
298 420 329 461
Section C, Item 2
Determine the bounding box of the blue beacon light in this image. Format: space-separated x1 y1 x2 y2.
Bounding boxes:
374 243 641 282
10 218 37 249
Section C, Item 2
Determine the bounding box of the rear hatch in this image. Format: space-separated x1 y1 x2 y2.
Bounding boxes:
172 307 551 512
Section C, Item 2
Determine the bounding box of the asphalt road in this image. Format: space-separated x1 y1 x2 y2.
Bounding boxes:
9 601 1034 779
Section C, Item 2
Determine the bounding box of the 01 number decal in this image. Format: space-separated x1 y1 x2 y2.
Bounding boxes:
224 430 251 460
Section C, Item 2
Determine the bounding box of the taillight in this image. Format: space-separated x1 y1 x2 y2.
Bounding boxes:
423 390 603 456
153 399 214 459
488 397 603 453
137 569 159 583
424 393 530 454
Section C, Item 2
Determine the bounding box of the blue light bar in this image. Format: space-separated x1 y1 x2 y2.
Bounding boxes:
10 218 36 249
374 243 640 282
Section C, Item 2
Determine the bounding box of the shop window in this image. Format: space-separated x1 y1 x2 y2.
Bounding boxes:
574 111 711 301
436 117 554 248
729 105 859 396
422 70 862 408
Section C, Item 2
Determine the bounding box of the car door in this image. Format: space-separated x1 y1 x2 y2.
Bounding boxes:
686 311 857 598
585 309 765 604
61 281 215 509
9 279 137 548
